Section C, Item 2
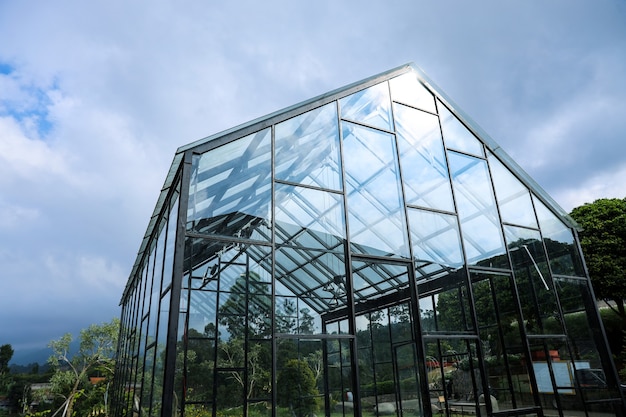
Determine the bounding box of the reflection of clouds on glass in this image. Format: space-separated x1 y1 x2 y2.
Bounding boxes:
342 121 409 257
274 183 346 247
394 103 454 212
188 128 272 240
488 152 537 228
340 82 392 131
389 72 436 113
449 151 505 265
275 103 342 191
439 101 484 157
533 196 574 244
408 208 464 268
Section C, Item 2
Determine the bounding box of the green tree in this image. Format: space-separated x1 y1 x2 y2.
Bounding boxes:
570 198 626 320
0 343 13 393
46 318 119 417
276 359 318 417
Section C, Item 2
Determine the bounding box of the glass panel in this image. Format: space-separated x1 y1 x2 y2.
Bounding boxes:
418 268 472 333
556 277 619 403
504 226 563 335
162 190 179 294
340 82 393 131
275 102 342 191
488 152 538 228
394 103 454 211
534 196 586 277
438 100 484 157
275 246 344 332
472 272 534 411
351 261 409 306
343 122 409 258
151 289 169 416
408 208 464 272
424 338 483 415
389 72 436 113
448 151 507 268
187 129 272 242
275 183 346 249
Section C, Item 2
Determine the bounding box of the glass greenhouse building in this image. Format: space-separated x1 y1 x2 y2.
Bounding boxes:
112 64 625 417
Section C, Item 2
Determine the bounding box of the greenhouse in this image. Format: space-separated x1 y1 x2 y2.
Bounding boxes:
112 64 625 417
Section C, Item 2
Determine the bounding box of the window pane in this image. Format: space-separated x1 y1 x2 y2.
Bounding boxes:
395 103 454 211
187 129 272 242
534 197 586 277
343 122 409 258
340 82 392 131
275 183 346 249
275 103 342 190
504 225 563 335
275 246 345 330
439 101 484 157
389 72 436 113
408 208 464 271
448 152 507 267
488 152 538 228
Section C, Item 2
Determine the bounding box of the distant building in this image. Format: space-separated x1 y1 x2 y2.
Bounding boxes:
111 64 625 416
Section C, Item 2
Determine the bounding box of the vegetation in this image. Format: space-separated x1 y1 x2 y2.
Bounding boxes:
570 197 626 375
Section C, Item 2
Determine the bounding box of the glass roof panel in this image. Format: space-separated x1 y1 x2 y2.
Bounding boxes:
389 72 436 113
488 152 538 228
187 129 272 242
504 225 563 334
448 151 507 268
342 122 409 258
340 82 392 131
439 100 484 157
352 261 409 305
394 103 454 212
275 183 346 249
408 207 464 270
275 103 342 191
533 196 586 277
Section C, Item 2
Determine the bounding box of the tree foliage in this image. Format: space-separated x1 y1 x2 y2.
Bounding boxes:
46 318 119 417
570 198 626 318
276 359 318 417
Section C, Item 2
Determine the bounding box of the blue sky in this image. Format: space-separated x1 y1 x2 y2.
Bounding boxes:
1 1 625 362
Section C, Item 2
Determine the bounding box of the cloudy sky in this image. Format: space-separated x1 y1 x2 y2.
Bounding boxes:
1 1 625 361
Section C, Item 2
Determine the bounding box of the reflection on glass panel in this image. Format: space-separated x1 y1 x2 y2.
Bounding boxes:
534 196 585 277
342 122 409 258
389 72 436 113
275 183 346 249
504 226 563 335
187 129 271 241
394 103 454 211
438 101 484 157
162 189 179 294
408 208 464 273
488 152 538 228
275 103 342 191
448 152 507 267
424 338 482 414
352 261 409 306
275 246 345 332
555 277 618 401
340 82 392 131
151 290 169 415
418 268 472 333
471 272 534 410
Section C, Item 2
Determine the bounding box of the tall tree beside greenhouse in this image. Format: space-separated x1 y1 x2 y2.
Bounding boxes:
47 318 120 417
570 198 626 320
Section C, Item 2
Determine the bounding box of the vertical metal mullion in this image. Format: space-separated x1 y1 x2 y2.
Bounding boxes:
336 98 362 417
162 153 190 417
270 124 277 417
